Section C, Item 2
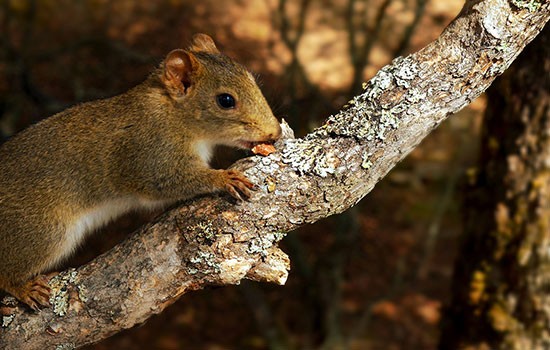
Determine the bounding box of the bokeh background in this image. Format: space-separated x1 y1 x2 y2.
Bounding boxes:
0 1 485 349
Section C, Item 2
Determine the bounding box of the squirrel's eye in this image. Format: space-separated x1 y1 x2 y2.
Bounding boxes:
216 93 236 109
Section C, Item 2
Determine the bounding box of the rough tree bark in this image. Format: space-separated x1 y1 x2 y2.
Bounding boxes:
1 0 549 348
440 21 550 350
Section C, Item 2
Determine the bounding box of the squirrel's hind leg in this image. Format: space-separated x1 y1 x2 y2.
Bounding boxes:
4 274 53 311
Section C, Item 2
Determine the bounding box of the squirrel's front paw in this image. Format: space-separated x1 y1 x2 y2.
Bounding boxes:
222 170 256 201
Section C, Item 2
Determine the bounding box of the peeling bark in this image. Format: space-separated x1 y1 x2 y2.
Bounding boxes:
440 19 550 350
1 0 549 348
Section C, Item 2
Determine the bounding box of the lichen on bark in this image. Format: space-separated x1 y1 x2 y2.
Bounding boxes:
440 21 550 349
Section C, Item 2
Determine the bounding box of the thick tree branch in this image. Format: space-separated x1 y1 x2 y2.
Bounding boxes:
1 0 549 348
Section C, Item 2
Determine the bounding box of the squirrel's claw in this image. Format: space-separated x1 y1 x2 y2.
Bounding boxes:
7 275 52 311
223 170 255 201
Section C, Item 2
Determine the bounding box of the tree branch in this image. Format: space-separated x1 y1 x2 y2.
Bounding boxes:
1 0 549 348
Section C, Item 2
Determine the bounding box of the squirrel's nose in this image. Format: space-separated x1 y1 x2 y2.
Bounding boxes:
269 124 282 141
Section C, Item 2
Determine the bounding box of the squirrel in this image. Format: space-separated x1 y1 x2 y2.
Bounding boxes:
0 33 282 310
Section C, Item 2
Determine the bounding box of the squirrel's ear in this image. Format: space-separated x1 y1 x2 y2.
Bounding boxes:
162 49 200 97
188 33 220 54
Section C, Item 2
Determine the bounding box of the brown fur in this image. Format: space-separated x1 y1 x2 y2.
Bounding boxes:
0 34 281 309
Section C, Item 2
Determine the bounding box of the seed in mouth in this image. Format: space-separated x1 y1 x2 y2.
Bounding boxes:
251 143 276 156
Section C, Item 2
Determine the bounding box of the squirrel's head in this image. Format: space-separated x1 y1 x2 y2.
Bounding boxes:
159 33 281 150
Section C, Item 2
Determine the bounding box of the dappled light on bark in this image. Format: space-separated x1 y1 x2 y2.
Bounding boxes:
0 1 548 349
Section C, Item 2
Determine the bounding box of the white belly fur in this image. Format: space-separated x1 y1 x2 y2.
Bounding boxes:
194 140 214 164
57 197 171 264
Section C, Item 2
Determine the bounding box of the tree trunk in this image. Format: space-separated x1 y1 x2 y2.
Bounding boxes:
1 1 549 349
440 23 550 349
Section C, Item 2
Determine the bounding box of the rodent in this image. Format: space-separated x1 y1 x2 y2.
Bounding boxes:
0 33 282 310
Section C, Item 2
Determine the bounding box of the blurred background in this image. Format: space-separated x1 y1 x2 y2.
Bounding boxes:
0 0 485 349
